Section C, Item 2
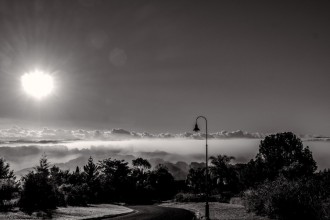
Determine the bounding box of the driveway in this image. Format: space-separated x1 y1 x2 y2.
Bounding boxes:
102 205 195 220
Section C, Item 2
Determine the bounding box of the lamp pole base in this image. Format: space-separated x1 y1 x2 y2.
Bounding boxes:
205 202 210 220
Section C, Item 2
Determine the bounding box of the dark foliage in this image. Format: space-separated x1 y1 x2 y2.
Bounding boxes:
244 176 327 220
186 167 206 193
149 164 176 201
58 184 88 206
256 132 317 180
175 193 231 203
132 157 151 172
0 158 15 179
19 155 58 214
210 155 240 193
0 158 18 211
83 157 100 203
234 160 263 189
98 158 132 202
242 133 326 220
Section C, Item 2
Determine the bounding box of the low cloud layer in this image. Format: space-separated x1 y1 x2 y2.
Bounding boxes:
0 136 329 179
0 138 261 172
0 125 269 141
1 126 328 142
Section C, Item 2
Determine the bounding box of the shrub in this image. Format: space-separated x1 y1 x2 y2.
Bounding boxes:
0 179 19 211
175 193 205 202
59 184 88 206
243 176 326 220
19 172 58 214
174 193 231 203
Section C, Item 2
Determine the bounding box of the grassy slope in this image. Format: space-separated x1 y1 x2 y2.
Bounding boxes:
160 202 269 220
0 204 133 220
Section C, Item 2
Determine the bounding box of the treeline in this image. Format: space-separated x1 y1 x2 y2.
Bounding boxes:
0 156 176 214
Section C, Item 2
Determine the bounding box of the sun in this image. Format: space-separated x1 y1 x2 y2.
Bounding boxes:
21 70 54 99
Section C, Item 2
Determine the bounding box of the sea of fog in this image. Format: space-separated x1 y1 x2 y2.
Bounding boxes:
0 139 329 172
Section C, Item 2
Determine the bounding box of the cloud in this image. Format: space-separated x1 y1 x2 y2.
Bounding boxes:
211 130 265 139
157 133 175 139
140 132 156 138
178 132 193 138
1 126 328 142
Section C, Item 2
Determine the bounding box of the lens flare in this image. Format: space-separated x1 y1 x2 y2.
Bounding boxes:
21 70 54 99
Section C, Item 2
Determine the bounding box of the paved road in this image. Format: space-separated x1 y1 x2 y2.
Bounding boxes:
104 205 195 220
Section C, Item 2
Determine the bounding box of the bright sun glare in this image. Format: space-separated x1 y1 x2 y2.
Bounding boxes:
21 70 54 99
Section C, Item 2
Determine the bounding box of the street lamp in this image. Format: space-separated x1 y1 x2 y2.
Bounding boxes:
193 116 210 220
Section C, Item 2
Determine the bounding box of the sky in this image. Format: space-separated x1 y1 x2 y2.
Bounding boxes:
0 0 330 136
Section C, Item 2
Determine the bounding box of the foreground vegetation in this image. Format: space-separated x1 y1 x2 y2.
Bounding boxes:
0 132 330 219
161 202 269 220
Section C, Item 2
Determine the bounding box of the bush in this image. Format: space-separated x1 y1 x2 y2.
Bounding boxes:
243 176 326 220
0 179 18 211
175 193 205 202
59 184 88 206
19 172 58 214
174 193 231 203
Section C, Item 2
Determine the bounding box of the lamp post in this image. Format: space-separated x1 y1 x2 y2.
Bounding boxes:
193 116 210 220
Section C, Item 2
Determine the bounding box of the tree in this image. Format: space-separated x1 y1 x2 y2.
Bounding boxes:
99 158 131 183
210 155 239 193
186 167 206 193
35 154 50 177
0 158 15 179
82 157 100 203
132 158 151 173
149 164 175 201
19 155 58 214
256 132 317 180
128 158 154 204
83 156 99 183
50 165 70 186
68 166 84 185
234 159 265 190
0 158 18 211
98 158 132 202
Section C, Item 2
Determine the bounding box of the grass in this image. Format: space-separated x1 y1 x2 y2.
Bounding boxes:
0 204 133 219
160 202 270 220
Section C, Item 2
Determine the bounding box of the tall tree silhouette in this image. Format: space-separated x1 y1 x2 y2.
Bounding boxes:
83 156 99 183
19 155 57 214
210 155 240 193
0 158 18 210
186 167 206 193
149 164 175 200
99 158 131 202
256 132 317 180
0 158 15 179
83 157 100 203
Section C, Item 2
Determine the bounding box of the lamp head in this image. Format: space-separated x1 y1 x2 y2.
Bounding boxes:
193 123 200 132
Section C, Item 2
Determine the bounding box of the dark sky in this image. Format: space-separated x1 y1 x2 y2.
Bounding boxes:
0 0 329 135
